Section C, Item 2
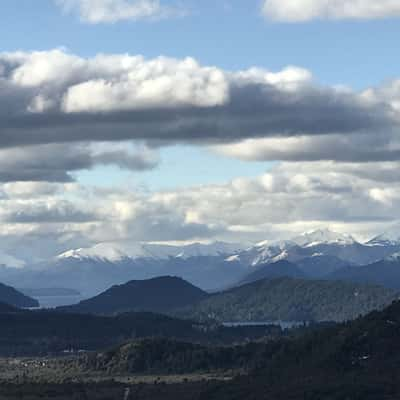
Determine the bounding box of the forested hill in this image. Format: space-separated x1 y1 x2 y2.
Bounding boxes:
58 276 208 315
0 282 39 308
177 277 398 323
204 299 400 399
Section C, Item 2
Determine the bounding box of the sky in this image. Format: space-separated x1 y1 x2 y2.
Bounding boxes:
1 0 400 263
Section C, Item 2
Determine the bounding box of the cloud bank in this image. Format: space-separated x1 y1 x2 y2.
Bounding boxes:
262 0 400 22
2 160 400 263
0 50 398 150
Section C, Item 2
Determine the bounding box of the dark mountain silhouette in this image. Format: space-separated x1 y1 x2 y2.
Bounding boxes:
59 276 208 315
0 282 39 308
238 260 305 285
329 256 400 290
296 254 351 278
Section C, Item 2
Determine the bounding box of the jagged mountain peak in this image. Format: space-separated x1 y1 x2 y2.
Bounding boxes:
368 224 400 246
57 242 145 262
56 241 243 263
291 228 356 247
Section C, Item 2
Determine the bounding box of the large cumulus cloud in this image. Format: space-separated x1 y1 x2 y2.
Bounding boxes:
0 49 396 150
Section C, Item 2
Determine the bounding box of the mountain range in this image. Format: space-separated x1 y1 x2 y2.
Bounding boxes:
58 275 398 323
1 227 400 298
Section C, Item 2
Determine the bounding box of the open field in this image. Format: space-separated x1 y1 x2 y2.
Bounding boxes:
0 356 234 384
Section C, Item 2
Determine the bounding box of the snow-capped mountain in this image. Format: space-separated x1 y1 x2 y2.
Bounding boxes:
291 228 356 247
2 227 400 298
385 252 400 262
229 229 358 268
57 242 147 262
57 241 244 263
227 228 399 275
367 224 400 246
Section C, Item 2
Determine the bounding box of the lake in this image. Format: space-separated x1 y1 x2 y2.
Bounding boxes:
35 295 85 308
222 321 309 329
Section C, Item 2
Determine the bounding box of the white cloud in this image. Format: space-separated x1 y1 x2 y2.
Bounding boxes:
56 0 185 23
2 50 229 113
213 132 400 163
0 49 397 156
262 0 400 22
0 141 159 183
0 160 399 259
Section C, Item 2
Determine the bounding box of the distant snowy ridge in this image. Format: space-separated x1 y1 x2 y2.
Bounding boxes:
291 228 356 247
57 241 243 263
368 224 400 246
225 229 359 268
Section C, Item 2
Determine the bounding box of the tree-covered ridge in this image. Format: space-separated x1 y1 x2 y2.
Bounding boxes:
80 338 268 375
203 299 400 399
178 277 398 323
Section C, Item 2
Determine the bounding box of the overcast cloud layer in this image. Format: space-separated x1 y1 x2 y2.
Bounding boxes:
262 0 400 22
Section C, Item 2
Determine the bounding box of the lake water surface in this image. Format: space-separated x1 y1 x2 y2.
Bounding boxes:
222 321 309 329
35 295 85 308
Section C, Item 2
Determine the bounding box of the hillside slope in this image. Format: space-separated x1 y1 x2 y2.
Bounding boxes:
59 276 208 315
330 257 400 290
0 282 39 308
205 299 400 399
238 260 305 285
178 277 398 323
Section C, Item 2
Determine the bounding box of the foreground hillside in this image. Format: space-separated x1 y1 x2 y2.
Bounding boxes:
204 300 400 399
0 310 210 356
3 300 400 399
178 277 398 323
0 307 282 357
79 338 267 375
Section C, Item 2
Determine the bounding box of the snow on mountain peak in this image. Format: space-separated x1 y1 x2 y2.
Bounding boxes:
385 252 400 262
292 228 356 247
57 241 243 263
368 224 400 246
57 243 136 262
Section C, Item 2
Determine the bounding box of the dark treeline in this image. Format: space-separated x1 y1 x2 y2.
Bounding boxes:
0 309 283 357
